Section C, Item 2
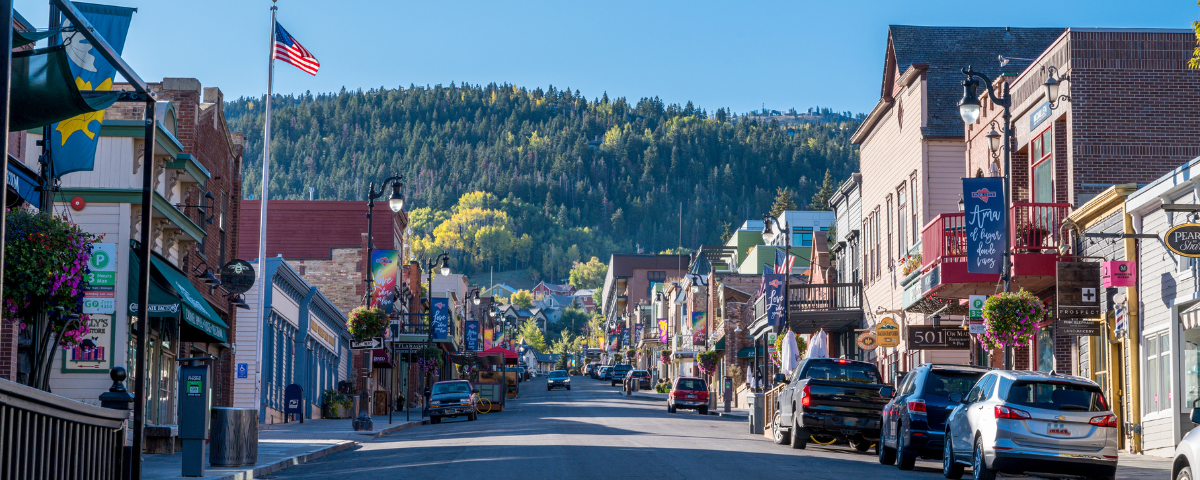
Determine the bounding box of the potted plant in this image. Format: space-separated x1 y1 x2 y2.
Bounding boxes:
899 253 923 287
979 289 1047 350
1016 223 1050 248
321 389 352 418
347 306 388 341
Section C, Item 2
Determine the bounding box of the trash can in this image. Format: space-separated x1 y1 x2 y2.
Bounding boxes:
210 407 259 467
747 393 764 434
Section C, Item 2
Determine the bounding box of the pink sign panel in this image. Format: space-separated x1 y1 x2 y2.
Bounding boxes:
1101 261 1136 288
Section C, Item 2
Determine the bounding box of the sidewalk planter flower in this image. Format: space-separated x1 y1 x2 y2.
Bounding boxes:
346 306 387 341
1016 223 1050 248
321 389 352 418
769 332 807 367
980 289 1047 350
418 347 443 376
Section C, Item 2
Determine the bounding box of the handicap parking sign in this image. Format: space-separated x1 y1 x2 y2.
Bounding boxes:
236 363 248 379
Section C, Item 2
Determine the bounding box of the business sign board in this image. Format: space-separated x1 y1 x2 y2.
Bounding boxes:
1057 318 1101 337
1167 223 1200 257
906 326 971 350
431 297 450 340
62 314 113 372
1057 262 1102 319
82 243 116 314
969 295 986 318
1029 101 1052 130
220 260 256 295
875 316 901 347
856 331 878 351
1101 261 1136 288
963 177 1006 275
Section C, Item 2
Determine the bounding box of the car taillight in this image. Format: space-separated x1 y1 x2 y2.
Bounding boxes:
907 400 927 414
994 405 1031 420
801 385 811 407
1089 414 1118 428
698 390 709 400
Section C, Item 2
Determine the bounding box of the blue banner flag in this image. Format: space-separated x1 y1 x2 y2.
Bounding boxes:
50 3 136 177
464 321 479 351
762 273 786 326
963 177 1007 274
431 297 450 340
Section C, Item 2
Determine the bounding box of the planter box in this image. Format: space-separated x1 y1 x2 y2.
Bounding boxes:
898 270 921 288
322 403 352 419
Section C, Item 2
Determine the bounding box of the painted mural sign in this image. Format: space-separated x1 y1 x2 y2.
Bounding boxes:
762 273 786 327
82 242 116 314
370 249 400 313
963 177 1006 275
1166 223 1200 258
62 313 113 372
431 297 450 340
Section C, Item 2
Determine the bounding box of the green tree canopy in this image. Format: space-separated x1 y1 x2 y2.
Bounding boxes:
769 187 798 217
809 169 835 211
568 257 607 290
511 289 534 309
520 319 546 352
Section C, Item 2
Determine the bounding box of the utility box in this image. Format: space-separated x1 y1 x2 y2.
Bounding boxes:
178 358 213 477
747 393 764 434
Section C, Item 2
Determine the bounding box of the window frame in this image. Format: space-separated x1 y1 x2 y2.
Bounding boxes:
909 172 919 246
1030 127 1054 204
1144 330 1172 416
897 182 908 256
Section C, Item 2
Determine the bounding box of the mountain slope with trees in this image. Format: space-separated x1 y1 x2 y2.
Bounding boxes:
225 83 861 278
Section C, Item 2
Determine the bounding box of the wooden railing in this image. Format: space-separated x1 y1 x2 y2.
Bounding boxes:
921 202 1072 271
762 383 786 436
0 378 129 479
921 212 967 271
755 283 863 320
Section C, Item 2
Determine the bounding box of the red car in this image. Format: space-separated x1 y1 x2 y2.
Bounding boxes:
667 377 709 415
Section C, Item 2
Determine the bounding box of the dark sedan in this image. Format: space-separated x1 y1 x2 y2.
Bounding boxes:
429 380 478 424
547 370 571 390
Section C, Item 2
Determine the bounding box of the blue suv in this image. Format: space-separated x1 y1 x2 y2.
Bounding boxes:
878 363 988 470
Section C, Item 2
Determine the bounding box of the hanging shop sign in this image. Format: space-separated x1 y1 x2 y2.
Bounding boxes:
1101 260 1136 288
969 295 986 319
1166 223 1200 258
1057 262 1101 319
1057 318 1102 337
963 177 1006 275
62 314 114 372
83 243 117 314
906 326 970 350
856 330 878 351
220 259 256 295
874 316 901 347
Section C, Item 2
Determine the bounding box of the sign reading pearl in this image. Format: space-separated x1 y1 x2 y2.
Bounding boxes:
1166 223 1200 258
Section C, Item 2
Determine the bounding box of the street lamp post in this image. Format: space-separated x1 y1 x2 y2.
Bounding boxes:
956 66 1013 294
421 252 451 418
359 175 404 429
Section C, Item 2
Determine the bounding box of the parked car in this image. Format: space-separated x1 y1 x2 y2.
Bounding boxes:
428 380 478 424
878 364 989 470
547 370 571 391
942 370 1117 480
610 364 633 386
585 363 599 378
627 370 652 390
772 358 893 452
1173 402 1200 480
599 366 613 380
667 377 709 414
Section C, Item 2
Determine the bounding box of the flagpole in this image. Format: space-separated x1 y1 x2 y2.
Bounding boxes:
255 0 277 416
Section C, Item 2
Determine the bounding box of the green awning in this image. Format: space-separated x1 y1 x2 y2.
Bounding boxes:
127 249 181 318
737 346 766 358
148 254 228 344
13 28 54 48
10 46 120 132
712 337 725 351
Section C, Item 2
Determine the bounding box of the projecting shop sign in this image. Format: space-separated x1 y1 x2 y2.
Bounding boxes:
1166 223 1200 258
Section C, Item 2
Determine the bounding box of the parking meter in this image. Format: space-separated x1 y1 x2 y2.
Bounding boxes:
723 376 733 412
178 357 214 477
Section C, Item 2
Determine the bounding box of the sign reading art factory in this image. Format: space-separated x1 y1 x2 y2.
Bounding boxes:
963 177 1006 275
1166 223 1200 258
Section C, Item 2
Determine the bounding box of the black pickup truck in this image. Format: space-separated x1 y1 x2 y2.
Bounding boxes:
771 358 894 452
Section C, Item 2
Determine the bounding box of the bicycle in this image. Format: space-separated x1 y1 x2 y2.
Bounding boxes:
476 397 492 414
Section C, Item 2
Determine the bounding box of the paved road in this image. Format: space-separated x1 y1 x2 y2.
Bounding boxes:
264 376 1169 480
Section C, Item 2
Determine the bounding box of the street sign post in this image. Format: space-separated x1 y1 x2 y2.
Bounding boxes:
969 295 986 318
351 338 382 350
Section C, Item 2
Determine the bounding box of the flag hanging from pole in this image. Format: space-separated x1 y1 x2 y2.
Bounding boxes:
273 21 320 75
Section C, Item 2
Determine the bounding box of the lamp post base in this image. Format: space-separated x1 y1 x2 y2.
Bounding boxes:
353 415 373 431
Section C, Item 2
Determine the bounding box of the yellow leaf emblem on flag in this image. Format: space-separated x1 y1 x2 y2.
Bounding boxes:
56 76 114 145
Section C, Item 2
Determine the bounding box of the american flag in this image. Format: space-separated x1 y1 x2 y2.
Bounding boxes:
273 21 320 75
774 249 796 275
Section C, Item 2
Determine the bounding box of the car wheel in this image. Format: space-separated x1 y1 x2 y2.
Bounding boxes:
878 435 896 465
699 406 708 415
567 386 571 390
942 435 964 479
849 439 872 453
668 402 676 413
790 418 808 450
897 421 916 470
468 411 477 421
547 386 552 391
430 416 441 425
1178 467 1192 480
772 412 791 445
973 437 997 480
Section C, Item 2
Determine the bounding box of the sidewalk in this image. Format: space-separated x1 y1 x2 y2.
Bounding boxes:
143 414 427 480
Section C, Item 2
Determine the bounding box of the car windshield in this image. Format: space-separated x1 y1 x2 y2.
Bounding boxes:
549 370 568 378
924 370 986 397
804 362 881 384
1004 381 1107 412
632 371 648 377
676 379 706 391
432 382 470 395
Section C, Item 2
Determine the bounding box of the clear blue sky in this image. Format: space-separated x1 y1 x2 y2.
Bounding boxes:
15 0 1197 115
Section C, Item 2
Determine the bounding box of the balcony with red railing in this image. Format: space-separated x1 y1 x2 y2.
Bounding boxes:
903 202 1070 311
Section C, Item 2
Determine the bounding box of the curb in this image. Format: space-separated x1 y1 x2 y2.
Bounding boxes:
358 419 429 439
210 440 357 480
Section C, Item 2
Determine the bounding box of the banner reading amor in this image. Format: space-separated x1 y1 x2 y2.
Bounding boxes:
963 177 1006 275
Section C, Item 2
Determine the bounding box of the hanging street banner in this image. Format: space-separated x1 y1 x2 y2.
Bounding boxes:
51 4 136 177
83 243 116 314
370 249 400 313
483 328 493 349
431 297 450 340
1057 262 1102 319
634 323 643 345
963 177 1006 274
464 321 479 351
691 311 706 346
762 274 786 326
658 319 669 344
1166 223 1200 257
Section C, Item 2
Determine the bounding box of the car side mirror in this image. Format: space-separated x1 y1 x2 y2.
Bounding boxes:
472 389 480 395
879 386 895 398
1191 407 1200 425
773 373 788 384
948 393 963 404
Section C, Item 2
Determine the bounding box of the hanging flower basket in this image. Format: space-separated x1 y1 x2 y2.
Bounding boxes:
660 350 672 364
347 306 388 341
770 331 807 367
696 350 720 378
418 347 443 375
980 289 1047 350
4 210 99 348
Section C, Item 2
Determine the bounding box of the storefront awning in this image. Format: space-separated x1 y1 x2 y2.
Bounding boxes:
712 337 725 351
736 346 766 358
1183 304 1200 330
127 248 228 343
10 46 120 132
7 154 41 209
371 348 393 368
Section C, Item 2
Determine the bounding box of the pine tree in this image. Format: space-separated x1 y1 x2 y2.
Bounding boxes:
769 187 798 217
809 170 835 211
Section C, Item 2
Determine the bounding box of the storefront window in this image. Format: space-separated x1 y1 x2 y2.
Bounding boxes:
1184 328 1200 411
1031 129 1053 203
1145 331 1172 414
1037 328 1054 372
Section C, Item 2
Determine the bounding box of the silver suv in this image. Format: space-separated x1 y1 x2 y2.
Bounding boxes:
942 370 1117 480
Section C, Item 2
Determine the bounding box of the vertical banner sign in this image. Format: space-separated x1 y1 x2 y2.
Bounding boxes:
370 249 399 313
464 321 479 351
658 319 669 344
83 243 116 314
431 297 450 340
634 324 643 344
1056 262 1102 336
963 177 1006 274
51 4 135 176
762 274 786 326
691 311 707 345
483 328 493 349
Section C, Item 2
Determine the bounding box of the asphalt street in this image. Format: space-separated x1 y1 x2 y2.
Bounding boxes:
263 376 1168 480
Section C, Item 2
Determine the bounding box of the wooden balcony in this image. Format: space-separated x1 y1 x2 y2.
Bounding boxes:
753 282 864 334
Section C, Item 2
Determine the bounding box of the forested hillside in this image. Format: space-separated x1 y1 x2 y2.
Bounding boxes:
225 83 861 280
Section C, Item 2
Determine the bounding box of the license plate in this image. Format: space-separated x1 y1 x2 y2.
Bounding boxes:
1048 423 1070 435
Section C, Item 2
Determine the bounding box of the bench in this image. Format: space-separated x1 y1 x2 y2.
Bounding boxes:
144 424 178 454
